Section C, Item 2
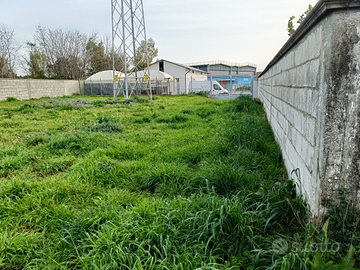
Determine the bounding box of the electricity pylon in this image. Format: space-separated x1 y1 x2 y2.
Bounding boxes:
111 0 151 100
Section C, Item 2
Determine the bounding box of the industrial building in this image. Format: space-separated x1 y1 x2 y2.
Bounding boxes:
83 60 258 97
148 59 208 94
185 61 257 94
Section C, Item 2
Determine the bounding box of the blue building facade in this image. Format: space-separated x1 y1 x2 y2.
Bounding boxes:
187 61 257 91
209 75 253 91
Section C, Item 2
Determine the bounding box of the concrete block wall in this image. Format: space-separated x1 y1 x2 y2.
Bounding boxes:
259 0 360 215
0 80 29 100
0 79 83 101
260 24 323 212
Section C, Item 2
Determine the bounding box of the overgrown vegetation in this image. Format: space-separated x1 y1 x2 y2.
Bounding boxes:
325 188 360 264
0 95 358 269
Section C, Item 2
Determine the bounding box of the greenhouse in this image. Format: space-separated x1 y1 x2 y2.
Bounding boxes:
84 70 179 96
84 70 124 96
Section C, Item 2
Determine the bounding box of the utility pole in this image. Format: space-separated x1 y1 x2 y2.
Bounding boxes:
111 0 152 100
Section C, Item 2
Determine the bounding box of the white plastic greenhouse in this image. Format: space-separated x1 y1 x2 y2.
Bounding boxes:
85 70 125 84
84 69 179 96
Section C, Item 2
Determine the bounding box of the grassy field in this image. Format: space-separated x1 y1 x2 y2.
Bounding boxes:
0 94 346 269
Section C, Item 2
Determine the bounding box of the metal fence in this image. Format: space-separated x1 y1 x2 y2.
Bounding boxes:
84 80 113 96
84 78 182 97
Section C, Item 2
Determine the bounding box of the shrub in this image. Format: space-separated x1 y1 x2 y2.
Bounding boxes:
6 97 18 102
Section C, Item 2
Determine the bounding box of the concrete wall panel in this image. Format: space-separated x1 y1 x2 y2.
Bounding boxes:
0 79 83 101
259 3 360 215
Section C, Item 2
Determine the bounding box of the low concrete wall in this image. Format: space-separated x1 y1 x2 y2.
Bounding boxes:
0 79 83 101
259 0 360 215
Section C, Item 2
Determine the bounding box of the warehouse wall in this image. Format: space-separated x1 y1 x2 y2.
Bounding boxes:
0 79 83 101
259 1 360 215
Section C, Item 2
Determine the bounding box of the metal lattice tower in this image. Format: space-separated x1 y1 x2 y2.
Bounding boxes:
111 0 151 100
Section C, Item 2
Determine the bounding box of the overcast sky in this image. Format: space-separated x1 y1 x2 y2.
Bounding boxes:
0 0 317 71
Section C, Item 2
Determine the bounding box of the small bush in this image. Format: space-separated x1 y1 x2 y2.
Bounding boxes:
6 97 18 102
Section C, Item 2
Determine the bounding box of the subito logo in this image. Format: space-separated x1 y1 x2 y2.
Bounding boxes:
272 238 289 255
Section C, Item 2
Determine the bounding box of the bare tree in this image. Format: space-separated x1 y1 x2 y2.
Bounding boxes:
102 34 127 72
24 26 129 79
32 25 88 79
102 35 114 70
0 24 21 78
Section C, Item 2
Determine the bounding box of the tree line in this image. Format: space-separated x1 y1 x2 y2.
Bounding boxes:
0 24 158 80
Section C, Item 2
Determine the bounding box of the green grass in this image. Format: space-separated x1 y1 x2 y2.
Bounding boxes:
0 94 313 269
